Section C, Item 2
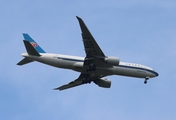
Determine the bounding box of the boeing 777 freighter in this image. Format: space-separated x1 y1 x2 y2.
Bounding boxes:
17 16 158 90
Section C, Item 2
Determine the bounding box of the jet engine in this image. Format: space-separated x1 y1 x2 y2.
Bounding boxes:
104 57 120 66
94 78 111 88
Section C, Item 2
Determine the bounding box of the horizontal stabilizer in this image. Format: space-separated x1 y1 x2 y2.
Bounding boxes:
23 40 40 56
17 58 34 65
54 80 83 91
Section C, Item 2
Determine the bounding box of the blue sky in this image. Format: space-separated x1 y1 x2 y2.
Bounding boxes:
0 0 176 120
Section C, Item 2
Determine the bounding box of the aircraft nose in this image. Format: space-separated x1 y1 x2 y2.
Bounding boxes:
154 71 159 77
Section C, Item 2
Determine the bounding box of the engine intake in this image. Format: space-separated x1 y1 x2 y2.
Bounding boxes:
105 56 120 66
94 78 111 88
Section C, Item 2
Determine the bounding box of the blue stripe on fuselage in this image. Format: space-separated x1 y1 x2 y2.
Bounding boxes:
57 57 84 62
118 65 158 76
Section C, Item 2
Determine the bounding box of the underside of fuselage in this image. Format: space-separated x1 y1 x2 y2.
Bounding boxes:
22 53 157 80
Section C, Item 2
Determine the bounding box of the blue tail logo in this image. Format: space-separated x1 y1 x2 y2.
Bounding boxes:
30 42 38 48
23 33 45 53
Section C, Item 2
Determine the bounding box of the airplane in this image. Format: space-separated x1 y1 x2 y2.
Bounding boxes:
17 16 159 90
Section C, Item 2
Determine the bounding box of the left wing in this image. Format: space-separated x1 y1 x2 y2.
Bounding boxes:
54 73 90 90
53 79 83 90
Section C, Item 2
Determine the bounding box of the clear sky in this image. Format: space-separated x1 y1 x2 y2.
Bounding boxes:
0 0 176 120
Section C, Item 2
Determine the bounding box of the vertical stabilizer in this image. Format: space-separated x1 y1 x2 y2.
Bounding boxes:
17 33 45 66
23 40 41 56
23 33 45 53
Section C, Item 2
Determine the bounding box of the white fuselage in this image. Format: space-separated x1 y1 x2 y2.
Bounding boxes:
22 53 158 79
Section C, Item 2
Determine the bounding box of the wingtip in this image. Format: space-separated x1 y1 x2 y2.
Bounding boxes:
53 87 61 90
76 16 82 20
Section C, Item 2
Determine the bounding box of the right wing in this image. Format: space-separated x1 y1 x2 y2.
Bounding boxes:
77 16 110 68
76 16 105 58
55 17 110 91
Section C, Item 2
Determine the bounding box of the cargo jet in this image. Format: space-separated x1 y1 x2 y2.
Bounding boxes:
17 16 158 90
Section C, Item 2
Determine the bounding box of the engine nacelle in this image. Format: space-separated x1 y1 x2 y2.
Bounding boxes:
105 56 120 66
94 78 111 88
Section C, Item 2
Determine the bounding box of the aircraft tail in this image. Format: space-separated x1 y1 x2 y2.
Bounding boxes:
17 34 46 65
23 33 46 53
23 40 41 56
